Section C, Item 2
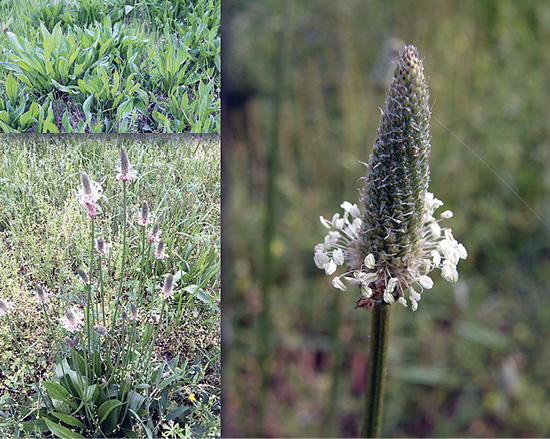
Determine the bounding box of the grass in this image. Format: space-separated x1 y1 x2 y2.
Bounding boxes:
223 0 550 437
0 0 220 133
0 134 220 437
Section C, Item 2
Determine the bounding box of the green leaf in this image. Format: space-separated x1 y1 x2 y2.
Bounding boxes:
184 285 210 303
50 412 86 429
44 417 84 439
166 405 189 421
98 399 124 424
5 73 18 103
43 381 70 402
7 32 24 53
82 91 96 121
43 32 53 60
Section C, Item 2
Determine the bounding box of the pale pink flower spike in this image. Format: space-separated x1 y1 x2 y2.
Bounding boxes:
61 308 84 333
78 171 102 219
0 299 14 315
155 238 168 259
35 287 49 304
162 273 174 300
148 221 161 243
116 146 137 182
139 201 151 227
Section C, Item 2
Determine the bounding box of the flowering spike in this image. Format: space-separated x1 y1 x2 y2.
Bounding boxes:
148 221 161 243
93 325 108 337
155 238 167 259
35 287 49 304
139 201 150 227
61 308 84 333
120 146 130 174
0 299 13 315
314 45 466 311
116 146 137 181
81 171 92 195
77 171 102 219
130 303 138 320
162 273 174 300
76 268 89 284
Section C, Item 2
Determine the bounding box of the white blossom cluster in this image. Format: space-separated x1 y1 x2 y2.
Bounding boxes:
314 193 467 311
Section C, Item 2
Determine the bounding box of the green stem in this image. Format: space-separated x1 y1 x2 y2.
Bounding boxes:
87 218 95 368
99 258 106 326
361 303 391 438
138 226 146 309
40 303 57 357
113 181 127 325
142 299 166 375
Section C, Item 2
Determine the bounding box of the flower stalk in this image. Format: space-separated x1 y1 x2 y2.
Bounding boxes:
314 45 467 437
361 303 391 438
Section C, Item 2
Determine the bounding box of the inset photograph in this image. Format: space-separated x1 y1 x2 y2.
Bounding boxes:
0 134 220 437
0 0 220 133
223 1 550 437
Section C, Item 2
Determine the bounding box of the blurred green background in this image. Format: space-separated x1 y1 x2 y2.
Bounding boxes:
222 0 550 437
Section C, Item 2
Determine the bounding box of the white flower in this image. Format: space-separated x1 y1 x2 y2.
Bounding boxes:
315 192 467 311
364 254 375 269
333 248 345 266
332 276 347 291
418 275 434 290
441 260 459 283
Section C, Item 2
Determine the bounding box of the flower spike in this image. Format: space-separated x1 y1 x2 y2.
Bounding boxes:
314 45 466 311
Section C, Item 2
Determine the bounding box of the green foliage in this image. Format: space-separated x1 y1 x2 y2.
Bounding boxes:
0 73 39 132
0 0 220 132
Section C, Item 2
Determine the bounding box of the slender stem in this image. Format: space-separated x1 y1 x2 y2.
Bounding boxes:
142 299 166 374
41 303 60 360
113 181 127 325
361 303 391 438
99 258 106 326
87 218 95 368
138 226 146 309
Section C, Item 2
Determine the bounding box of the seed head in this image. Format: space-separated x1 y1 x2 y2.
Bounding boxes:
93 325 108 337
162 273 174 300
0 299 13 315
76 268 89 284
121 310 128 321
139 201 150 227
116 146 137 181
155 238 167 259
35 287 49 304
314 45 467 311
148 221 161 243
